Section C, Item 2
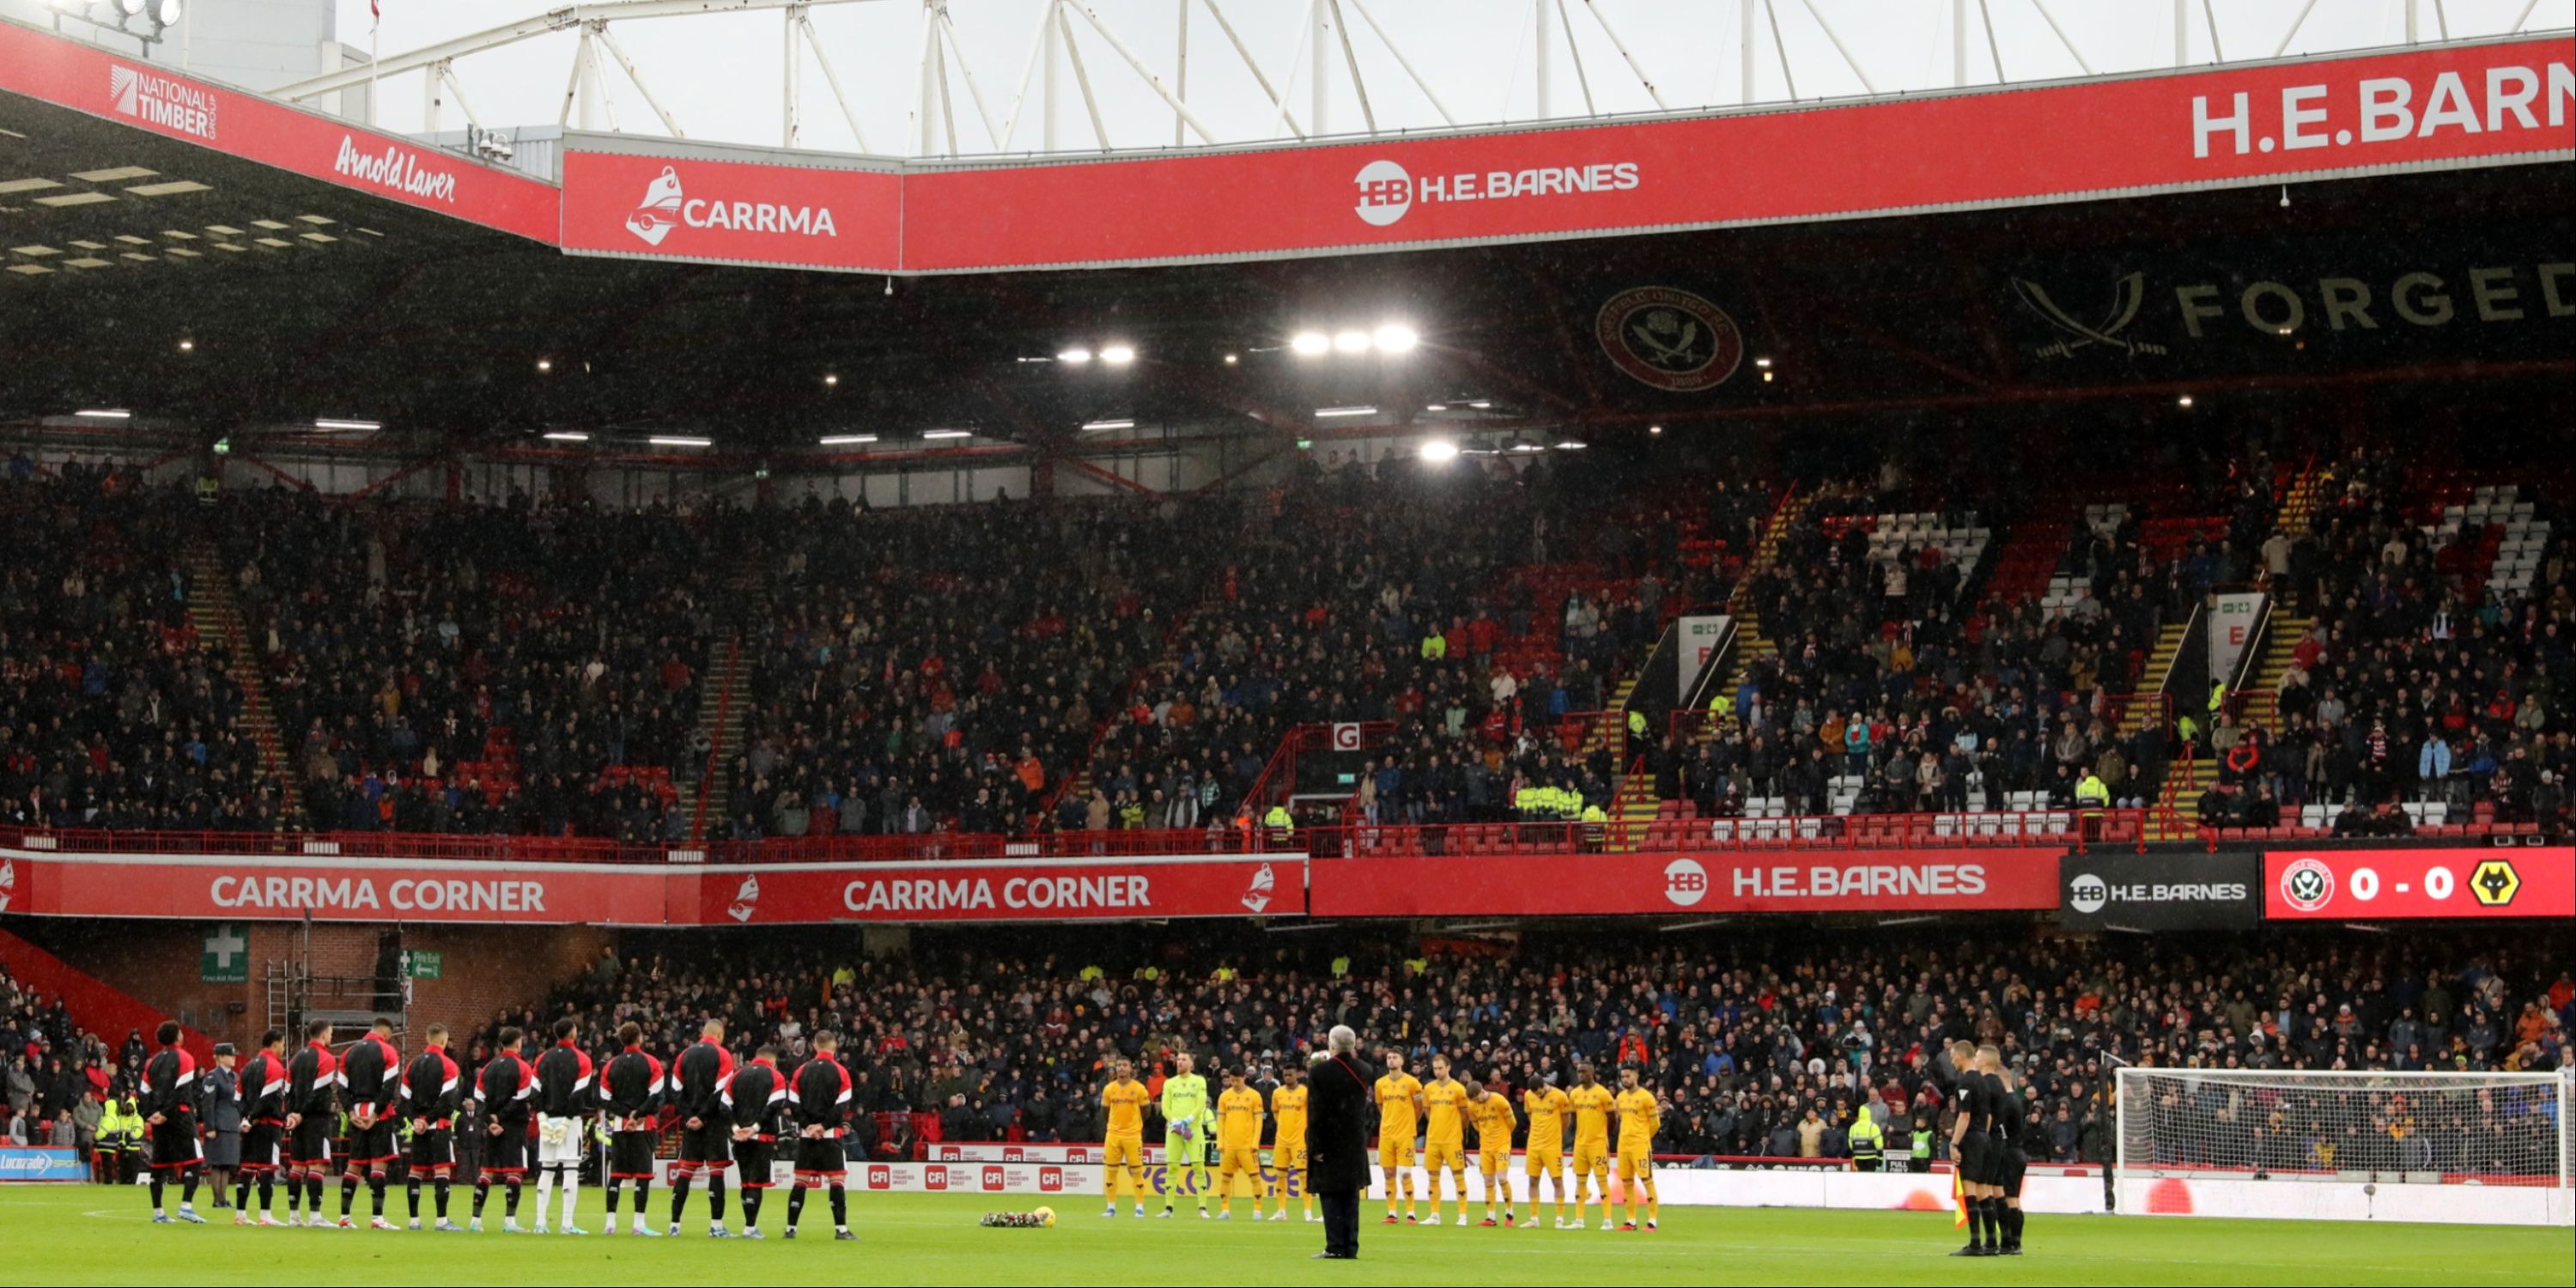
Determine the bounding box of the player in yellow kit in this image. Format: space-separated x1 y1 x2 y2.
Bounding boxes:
1419 1054 1470 1225
1212 1067 1267 1221
1372 1051 1425 1224
1268 1065 1313 1223
1099 1059 1151 1218
1466 1076 1519 1227
1522 1075 1571 1228
1566 1060 1616 1229
1613 1063 1667 1231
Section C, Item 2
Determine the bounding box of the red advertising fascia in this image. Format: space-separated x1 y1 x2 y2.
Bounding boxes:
1308 848 2061 918
0 20 559 243
900 37 2572 271
2263 847 2573 920
0 849 1300 926
2 853 671 926
688 854 1294 924
559 147 901 272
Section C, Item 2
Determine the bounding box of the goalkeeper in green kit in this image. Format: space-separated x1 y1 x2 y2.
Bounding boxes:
1158 1052 1212 1219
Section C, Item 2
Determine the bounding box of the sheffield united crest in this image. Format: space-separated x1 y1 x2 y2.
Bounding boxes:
1597 286 1744 392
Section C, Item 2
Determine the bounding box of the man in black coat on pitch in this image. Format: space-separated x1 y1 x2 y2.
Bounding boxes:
1303 1024 1376 1260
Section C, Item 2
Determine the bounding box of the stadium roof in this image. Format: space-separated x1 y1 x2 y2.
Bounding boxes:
3 20 2569 459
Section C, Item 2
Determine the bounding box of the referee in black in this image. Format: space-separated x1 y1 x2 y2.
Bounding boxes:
1947 1038 1999 1256
1303 1025 1376 1260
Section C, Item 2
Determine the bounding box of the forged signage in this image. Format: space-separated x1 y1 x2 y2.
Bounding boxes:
2009 256 2573 368
2262 847 2573 920
2058 851 2259 931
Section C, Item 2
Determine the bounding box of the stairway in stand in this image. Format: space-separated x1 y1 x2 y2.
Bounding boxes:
182 538 302 825
685 550 771 843
1686 485 1810 743
1580 675 1637 760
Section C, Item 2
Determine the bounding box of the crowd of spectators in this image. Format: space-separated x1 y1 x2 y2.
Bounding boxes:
2201 448 2573 835
0 462 289 833
215 484 766 841
0 957 131 1158
457 927 2571 1176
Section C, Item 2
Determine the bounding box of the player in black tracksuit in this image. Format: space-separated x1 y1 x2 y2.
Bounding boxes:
1995 1068 2030 1255
667 1019 737 1236
471 1026 538 1231
785 1031 856 1241
723 1046 787 1238
284 1019 340 1225
398 1024 465 1230
235 1030 290 1221
138 1021 206 1224
598 1021 666 1236
338 1018 403 1226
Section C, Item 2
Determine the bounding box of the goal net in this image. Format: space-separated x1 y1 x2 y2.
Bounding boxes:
2115 1067 2573 1224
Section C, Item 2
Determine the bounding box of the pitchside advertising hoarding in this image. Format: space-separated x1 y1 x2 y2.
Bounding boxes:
0 850 1297 926
0 21 559 242
0 1147 87 1182
2263 847 2574 920
2058 851 2260 931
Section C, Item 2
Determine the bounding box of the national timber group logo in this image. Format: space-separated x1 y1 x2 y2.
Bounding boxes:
109 64 216 140
2011 272 2169 361
111 65 142 116
1597 287 1743 392
628 166 684 246
2280 856 2335 914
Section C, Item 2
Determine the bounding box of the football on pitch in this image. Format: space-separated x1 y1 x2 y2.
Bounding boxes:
1036 1206 1056 1228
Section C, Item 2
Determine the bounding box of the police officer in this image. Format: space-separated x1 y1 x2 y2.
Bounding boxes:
199 1044 244 1211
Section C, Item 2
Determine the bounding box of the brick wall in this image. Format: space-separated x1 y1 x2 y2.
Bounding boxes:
7 918 613 1053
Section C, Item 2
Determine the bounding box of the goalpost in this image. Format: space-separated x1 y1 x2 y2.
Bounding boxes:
2114 1066 2574 1226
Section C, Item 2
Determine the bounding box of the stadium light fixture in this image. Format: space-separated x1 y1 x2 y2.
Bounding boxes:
1762 372 1774 382
1648 424 1664 435
1333 330 1371 354
1374 324 1419 353
535 357 553 373
1467 400 1492 410
1099 344 1136 366
541 431 590 442
176 338 194 353
1754 356 1772 368
75 408 131 419
1510 443 1545 453
1554 440 1588 450
648 435 714 447
1081 418 1135 431
1290 332 1330 356
823 374 839 386
921 428 974 439
1223 353 1239 365
818 434 878 446
117 0 143 15
1419 439 1461 463
313 418 381 431
2177 395 2195 408
1057 347 1093 364
1314 405 1377 418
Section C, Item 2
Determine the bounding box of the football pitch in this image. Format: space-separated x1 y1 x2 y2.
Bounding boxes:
3 1185 2569 1285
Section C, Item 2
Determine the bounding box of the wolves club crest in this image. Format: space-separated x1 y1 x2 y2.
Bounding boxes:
1596 287 1743 392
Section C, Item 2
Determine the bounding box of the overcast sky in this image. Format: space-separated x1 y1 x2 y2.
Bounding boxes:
320 0 2570 155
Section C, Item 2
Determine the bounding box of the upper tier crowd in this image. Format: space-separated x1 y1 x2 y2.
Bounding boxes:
2 441 2566 842
424 927 2573 1176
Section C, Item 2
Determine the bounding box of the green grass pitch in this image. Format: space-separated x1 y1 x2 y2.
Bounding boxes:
3 1183 2568 1285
